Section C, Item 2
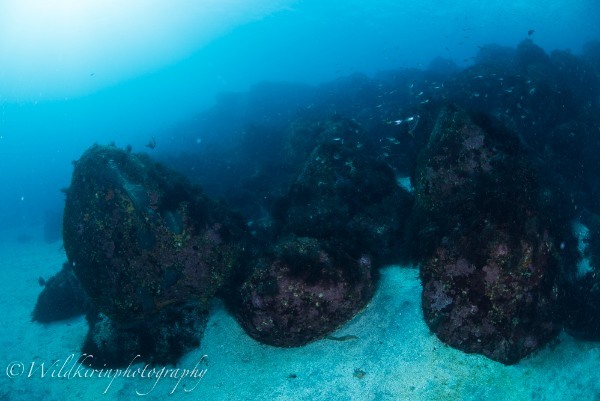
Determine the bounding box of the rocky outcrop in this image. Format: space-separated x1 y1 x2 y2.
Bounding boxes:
414 106 563 364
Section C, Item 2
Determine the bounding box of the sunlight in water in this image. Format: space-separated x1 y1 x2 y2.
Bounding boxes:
0 0 294 100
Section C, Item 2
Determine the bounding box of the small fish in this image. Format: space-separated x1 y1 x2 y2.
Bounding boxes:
393 116 418 126
146 137 157 149
353 368 367 379
528 29 535 36
326 334 359 342
393 119 403 125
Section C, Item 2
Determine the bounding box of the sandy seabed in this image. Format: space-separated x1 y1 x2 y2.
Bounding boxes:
1 226 599 401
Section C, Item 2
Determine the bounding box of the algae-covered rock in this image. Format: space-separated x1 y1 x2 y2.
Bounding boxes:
414 106 562 364
234 236 374 347
63 144 248 324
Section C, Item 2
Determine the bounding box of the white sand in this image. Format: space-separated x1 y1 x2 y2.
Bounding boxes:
1 226 599 400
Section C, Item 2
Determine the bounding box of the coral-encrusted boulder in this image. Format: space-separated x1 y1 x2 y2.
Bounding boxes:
63 144 248 324
414 105 562 364
234 236 374 346
275 119 413 265
421 225 560 364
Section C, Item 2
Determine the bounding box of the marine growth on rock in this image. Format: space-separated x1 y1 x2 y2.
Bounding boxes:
414 105 563 364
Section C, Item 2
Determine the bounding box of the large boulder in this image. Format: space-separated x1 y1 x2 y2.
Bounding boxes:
63 144 249 325
413 105 563 364
233 236 374 346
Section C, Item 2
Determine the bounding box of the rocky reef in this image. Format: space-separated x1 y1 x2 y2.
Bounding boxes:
31 38 600 366
412 105 564 364
61 144 249 365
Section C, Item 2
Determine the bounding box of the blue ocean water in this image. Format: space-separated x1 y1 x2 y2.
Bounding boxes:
2 1 600 400
1 0 599 230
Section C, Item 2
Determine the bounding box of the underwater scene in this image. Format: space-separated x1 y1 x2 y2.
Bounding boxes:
2 1 600 400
